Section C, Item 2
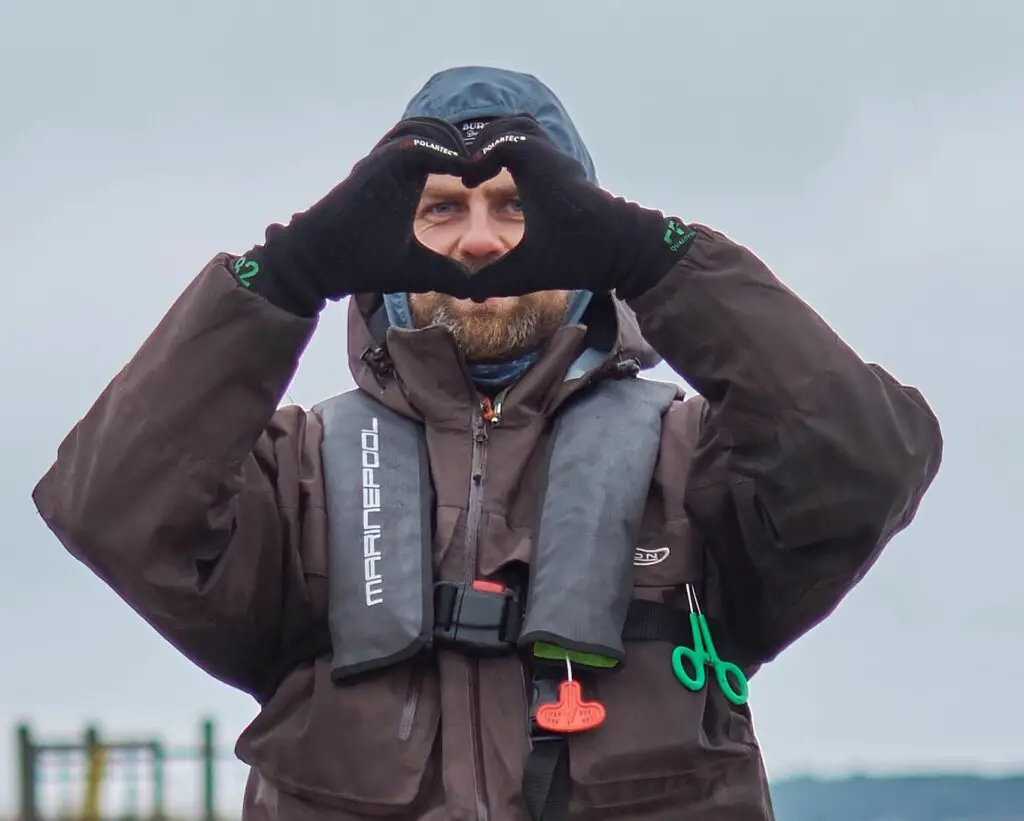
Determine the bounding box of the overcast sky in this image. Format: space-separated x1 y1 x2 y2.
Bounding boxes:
2 0 1022 815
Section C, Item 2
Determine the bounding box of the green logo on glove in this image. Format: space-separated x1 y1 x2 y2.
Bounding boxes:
233 256 260 287
663 220 697 254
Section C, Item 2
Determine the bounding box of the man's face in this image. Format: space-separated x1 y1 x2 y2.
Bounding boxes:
409 169 571 362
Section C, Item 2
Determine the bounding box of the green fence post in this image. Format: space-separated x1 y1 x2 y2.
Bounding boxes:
201 718 216 821
83 724 102 821
151 740 166 820
16 724 38 821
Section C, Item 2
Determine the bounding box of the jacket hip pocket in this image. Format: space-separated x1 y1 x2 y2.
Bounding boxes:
237 657 440 816
565 638 761 813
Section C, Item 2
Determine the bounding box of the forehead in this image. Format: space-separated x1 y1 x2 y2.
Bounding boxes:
421 168 517 197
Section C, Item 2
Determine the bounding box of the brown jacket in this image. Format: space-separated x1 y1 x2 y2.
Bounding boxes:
33 226 942 820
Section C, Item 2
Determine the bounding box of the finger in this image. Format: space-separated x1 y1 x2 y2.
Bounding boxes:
462 116 550 187
401 141 469 176
379 117 468 156
429 267 473 300
381 117 471 176
465 255 536 301
467 122 590 192
405 243 473 299
473 114 548 147
383 135 469 182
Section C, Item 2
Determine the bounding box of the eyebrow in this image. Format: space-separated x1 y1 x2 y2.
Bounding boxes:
482 181 520 201
420 181 468 201
419 180 519 202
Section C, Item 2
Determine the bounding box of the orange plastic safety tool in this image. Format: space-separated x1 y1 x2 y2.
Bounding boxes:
535 680 607 734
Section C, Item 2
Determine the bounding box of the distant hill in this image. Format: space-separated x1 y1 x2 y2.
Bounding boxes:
770 774 1024 820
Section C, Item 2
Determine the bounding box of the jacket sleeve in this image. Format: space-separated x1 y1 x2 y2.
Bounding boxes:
628 226 943 667
31 254 322 695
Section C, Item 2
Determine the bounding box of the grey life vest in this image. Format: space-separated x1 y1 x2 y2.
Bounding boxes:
310 375 679 682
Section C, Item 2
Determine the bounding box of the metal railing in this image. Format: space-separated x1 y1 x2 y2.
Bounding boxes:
15 720 220 821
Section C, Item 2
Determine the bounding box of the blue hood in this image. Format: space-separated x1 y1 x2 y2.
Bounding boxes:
384 66 597 389
401 66 597 182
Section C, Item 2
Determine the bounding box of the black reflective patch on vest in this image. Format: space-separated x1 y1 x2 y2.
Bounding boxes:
312 391 434 680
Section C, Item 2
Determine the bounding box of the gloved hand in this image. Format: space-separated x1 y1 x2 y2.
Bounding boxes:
234 117 474 316
461 116 698 302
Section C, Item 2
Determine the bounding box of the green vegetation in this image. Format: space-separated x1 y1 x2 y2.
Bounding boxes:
771 774 1024 820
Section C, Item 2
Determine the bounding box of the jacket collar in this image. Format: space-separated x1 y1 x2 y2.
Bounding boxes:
346 293 659 429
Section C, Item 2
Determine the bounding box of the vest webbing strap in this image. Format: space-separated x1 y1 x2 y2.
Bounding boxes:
254 597 705 706
522 740 569 821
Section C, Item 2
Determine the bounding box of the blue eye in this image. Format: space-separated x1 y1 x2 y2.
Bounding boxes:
427 202 457 216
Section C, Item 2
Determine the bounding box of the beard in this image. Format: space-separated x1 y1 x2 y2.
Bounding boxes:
408 291 571 362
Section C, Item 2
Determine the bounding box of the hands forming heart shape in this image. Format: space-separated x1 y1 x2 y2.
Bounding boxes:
248 114 694 312
377 114 646 302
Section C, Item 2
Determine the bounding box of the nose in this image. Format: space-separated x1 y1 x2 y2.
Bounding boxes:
456 202 505 265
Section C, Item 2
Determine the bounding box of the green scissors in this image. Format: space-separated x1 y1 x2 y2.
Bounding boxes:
671 584 749 706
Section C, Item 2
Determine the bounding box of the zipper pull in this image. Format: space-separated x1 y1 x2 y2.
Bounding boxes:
480 396 496 426
476 398 496 441
471 401 490 483
472 401 489 452
484 388 508 427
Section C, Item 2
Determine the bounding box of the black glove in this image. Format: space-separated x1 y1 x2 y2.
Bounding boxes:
461 116 697 302
234 117 474 316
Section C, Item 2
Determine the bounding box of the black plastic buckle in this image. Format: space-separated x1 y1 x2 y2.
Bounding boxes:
529 675 565 743
433 580 522 655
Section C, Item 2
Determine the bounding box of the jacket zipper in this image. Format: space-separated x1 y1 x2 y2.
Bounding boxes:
465 400 491 821
403 389 504 762
397 661 425 742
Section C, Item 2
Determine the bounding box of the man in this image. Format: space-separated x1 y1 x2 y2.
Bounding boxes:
32 66 942 821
